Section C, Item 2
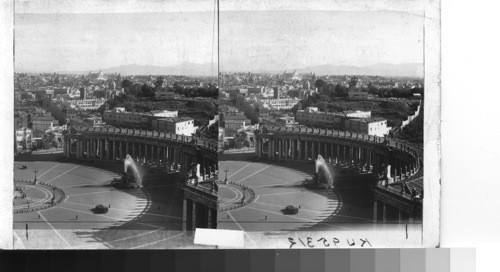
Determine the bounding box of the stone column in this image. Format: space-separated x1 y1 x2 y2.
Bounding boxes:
255 138 261 158
373 200 378 222
271 139 275 159
138 144 142 162
297 139 301 160
157 145 161 164
86 140 90 158
367 149 372 170
304 141 309 160
97 139 101 159
150 144 154 163
183 197 188 232
336 144 340 164
353 147 357 166
382 203 387 223
207 208 213 229
105 140 110 160
311 141 316 159
192 202 197 230
119 141 123 159
277 139 282 159
132 143 135 159
75 141 80 159
64 139 69 157
324 142 328 160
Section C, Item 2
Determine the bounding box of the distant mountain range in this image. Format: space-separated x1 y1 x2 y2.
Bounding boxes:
226 63 424 78
96 63 218 77
18 63 218 77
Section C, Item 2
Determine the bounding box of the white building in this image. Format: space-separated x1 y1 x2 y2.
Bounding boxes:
151 117 197 136
344 117 390 137
71 98 107 111
260 98 300 110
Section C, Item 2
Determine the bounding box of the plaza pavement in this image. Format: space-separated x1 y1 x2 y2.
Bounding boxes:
13 159 200 249
217 152 376 233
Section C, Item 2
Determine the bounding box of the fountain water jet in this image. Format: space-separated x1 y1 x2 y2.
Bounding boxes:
124 154 142 188
315 155 334 188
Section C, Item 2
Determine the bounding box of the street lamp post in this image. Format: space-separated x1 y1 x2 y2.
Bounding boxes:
33 168 38 184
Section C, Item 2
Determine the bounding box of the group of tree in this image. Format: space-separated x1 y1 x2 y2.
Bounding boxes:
172 83 218 98
369 86 424 98
121 78 218 99
314 79 350 98
121 79 155 98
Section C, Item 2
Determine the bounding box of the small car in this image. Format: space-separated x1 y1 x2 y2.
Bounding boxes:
93 204 109 214
283 205 299 215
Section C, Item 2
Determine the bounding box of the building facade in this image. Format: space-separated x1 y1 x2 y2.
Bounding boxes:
151 117 196 136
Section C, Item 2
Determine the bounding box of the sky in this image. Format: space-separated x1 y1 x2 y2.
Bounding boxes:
220 10 424 72
15 8 218 72
14 0 423 73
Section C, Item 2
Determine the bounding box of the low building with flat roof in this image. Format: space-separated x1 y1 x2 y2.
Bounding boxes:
344 117 390 137
151 117 197 136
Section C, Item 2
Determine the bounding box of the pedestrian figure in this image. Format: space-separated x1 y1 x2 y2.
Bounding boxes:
25 223 28 241
265 215 267 220
108 204 110 208
299 205 301 209
76 215 78 220
38 214 40 219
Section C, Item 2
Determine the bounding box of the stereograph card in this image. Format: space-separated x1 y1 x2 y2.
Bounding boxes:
0 0 440 249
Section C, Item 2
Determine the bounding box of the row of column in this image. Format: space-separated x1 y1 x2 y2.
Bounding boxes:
373 199 416 223
68 138 217 175
183 197 217 231
256 136 419 176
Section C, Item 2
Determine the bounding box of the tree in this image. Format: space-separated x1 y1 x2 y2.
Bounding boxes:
334 84 348 97
121 79 133 92
154 77 164 89
314 79 326 90
141 84 155 98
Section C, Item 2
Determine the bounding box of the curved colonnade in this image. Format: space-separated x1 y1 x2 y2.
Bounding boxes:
64 126 219 231
255 126 423 223
63 127 218 178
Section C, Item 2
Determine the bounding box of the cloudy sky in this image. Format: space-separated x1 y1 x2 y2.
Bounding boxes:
15 0 218 72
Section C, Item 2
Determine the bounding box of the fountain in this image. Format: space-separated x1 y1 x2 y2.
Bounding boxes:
123 154 143 188
315 155 334 188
